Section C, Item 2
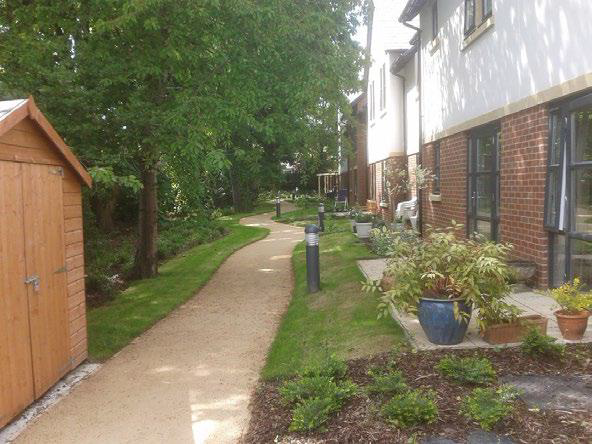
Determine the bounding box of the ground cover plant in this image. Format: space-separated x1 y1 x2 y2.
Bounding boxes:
435 355 496 385
246 345 592 443
87 206 271 361
520 328 565 359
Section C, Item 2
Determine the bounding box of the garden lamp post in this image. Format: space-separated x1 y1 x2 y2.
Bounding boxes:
318 202 325 232
305 224 320 293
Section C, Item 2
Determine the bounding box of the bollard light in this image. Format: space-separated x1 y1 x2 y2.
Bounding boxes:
318 202 325 232
305 224 320 293
275 195 281 218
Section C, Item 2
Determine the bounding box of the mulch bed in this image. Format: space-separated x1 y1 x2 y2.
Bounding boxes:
244 344 592 444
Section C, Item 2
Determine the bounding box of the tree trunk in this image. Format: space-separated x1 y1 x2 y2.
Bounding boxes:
91 188 118 232
133 164 158 278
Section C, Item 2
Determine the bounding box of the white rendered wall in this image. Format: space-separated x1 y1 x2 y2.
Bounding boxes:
420 0 592 140
401 53 419 156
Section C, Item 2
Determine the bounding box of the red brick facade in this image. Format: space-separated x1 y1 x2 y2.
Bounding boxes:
368 155 408 221
420 104 550 288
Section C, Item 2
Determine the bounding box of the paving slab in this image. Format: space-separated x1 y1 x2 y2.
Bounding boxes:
501 375 592 412
357 258 592 350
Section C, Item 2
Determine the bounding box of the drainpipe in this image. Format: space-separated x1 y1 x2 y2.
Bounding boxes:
401 21 423 235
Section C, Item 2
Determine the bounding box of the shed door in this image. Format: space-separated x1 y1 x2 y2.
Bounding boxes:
22 163 70 398
0 161 35 428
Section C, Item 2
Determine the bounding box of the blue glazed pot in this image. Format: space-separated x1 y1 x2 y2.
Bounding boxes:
418 297 472 345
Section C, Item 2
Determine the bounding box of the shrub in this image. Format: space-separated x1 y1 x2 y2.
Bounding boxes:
355 213 374 223
461 385 520 430
382 389 438 428
367 368 408 395
289 397 338 432
521 328 565 359
550 277 592 314
301 354 348 379
369 227 419 257
435 355 496 385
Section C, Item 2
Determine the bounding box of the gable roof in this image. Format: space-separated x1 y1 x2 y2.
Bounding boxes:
399 0 428 22
0 97 92 187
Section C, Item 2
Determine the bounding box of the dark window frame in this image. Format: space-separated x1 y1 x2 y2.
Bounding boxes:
482 0 493 19
544 108 566 231
433 143 441 194
432 1 439 40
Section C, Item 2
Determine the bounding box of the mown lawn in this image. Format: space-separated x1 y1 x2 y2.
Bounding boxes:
262 230 406 380
87 204 272 361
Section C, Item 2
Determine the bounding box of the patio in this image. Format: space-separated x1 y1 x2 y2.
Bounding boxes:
358 259 592 350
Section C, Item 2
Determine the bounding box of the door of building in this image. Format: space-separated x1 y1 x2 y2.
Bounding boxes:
546 93 592 288
467 125 500 241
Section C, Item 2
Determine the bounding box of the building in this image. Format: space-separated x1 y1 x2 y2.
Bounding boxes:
399 0 592 288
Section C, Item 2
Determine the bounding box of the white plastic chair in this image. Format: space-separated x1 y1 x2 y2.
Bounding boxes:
395 197 418 230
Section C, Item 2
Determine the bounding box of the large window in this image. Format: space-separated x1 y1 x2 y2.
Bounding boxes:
433 143 441 194
546 93 592 288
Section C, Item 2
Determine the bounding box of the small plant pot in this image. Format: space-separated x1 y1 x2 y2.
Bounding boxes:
356 222 372 239
554 310 590 340
418 297 472 345
350 219 356 233
481 315 548 345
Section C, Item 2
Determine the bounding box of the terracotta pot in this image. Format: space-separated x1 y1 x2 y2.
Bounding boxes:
554 310 590 340
481 315 548 345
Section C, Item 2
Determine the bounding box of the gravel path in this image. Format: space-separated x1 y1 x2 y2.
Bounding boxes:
14 205 302 444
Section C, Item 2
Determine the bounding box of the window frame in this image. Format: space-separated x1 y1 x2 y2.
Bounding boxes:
482 0 492 19
433 143 441 194
432 1 439 40
464 0 476 35
543 108 566 231
368 163 376 200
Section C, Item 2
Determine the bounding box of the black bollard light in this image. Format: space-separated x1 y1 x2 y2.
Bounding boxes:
305 224 320 293
276 195 281 218
318 202 325 232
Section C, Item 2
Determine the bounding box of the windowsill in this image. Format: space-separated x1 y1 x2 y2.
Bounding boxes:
461 16 494 51
370 122 376 128
428 36 440 55
429 193 442 202
379 111 387 119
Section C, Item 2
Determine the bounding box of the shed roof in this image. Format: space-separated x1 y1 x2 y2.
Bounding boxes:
0 97 92 186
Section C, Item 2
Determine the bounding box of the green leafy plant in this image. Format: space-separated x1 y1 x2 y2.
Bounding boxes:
550 277 592 314
280 376 356 405
364 223 519 329
369 227 419 257
382 389 438 428
289 397 337 432
435 355 496 385
520 328 565 358
301 354 348 379
355 213 374 223
367 368 408 394
461 385 520 430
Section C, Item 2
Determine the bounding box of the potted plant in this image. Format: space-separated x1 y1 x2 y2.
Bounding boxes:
551 278 592 340
348 207 361 233
355 213 374 239
365 224 516 345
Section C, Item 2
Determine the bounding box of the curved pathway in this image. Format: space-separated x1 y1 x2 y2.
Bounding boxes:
15 205 302 444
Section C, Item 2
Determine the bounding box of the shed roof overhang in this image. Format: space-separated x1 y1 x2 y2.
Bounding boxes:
399 0 428 22
0 97 92 187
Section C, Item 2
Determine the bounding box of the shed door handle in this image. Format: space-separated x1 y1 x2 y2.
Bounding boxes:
25 275 40 292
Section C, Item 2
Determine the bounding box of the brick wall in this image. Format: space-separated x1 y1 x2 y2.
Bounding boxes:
407 153 418 198
369 155 408 221
421 132 468 230
500 104 549 287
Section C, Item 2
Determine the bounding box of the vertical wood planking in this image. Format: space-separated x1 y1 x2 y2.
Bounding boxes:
0 161 34 428
22 164 70 398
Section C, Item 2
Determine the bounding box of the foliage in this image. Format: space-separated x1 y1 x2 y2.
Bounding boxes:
280 375 357 406
384 164 434 197
288 397 338 432
461 385 520 431
520 328 565 359
367 368 408 395
355 213 374 223
295 194 335 211
301 354 349 380
364 223 519 330
435 355 496 385
348 206 363 220
369 227 418 257
550 278 592 314
381 389 438 428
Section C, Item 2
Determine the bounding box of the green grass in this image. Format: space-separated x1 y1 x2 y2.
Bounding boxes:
273 206 318 224
262 231 406 380
87 204 272 361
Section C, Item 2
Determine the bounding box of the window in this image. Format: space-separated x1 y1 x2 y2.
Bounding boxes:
433 143 441 194
482 0 492 18
368 163 376 200
379 64 386 111
544 111 566 230
464 0 476 34
432 1 438 40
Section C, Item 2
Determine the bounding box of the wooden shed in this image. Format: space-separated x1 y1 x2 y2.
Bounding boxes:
0 98 92 428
